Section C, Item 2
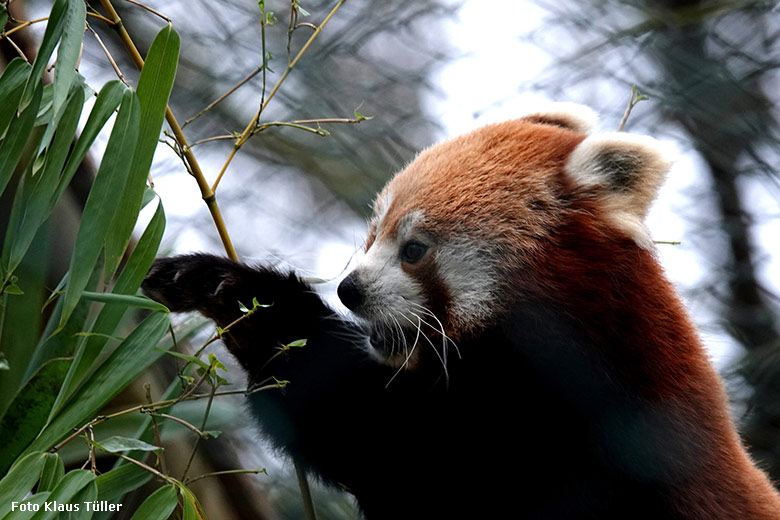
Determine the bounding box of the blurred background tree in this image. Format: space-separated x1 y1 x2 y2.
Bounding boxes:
2 0 777 518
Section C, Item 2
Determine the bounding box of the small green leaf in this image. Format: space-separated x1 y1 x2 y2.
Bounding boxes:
0 59 32 140
0 83 43 198
50 80 125 211
130 485 178 520
161 349 210 370
287 339 307 348
38 453 65 493
28 469 95 520
81 291 170 312
96 436 161 453
208 352 227 371
178 484 207 520
354 110 374 121
50 0 86 126
19 0 67 112
3 284 23 295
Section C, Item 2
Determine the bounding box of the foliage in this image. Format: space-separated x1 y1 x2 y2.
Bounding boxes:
0 0 366 517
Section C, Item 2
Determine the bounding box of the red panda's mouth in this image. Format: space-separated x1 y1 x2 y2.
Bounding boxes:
366 321 430 371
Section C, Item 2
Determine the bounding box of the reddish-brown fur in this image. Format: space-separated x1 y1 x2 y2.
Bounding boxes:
372 117 780 517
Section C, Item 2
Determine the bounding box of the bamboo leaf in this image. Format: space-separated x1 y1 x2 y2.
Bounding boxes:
0 83 43 199
38 453 65 493
50 0 86 125
178 484 207 520
19 0 67 112
24 312 170 455
95 464 151 504
0 59 32 139
24 266 99 386
96 436 161 453
129 485 178 520
2 84 85 278
28 469 95 520
50 203 165 417
105 25 179 277
50 80 125 211
81 291 170 312
59 88 140 328
0 451 46 518
68 478 98 520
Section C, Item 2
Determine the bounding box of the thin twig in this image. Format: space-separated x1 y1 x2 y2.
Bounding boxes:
123 0 171 23
180 382 217 481
183 66 264 128
186 468 267 485
617 85 649 132
86 22 128 86
146 383 168 475
211 0 348 192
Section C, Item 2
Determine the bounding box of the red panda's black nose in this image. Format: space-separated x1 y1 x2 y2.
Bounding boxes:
337 271 364 311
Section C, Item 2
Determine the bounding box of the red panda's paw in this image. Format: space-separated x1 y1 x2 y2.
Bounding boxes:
141 253 245 314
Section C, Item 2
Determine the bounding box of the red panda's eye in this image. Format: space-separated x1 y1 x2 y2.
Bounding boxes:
400 241 428 264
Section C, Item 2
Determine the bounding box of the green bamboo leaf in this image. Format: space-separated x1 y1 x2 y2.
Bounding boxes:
178 484 206 520
24 312 170 455
0 83 43 198
24 267 99 386
2 84 85 278
95 464 151 504
95 436 161 453
28 470 95 520
0 451 46 518
105 25 179 277
51 0 86 125
81 292 170 312
130 485 178 520
67 478 98 520
50 203 165 418
0 5 8 29
161 350 210 370
37 74 86 155
18 0 67 112
50 81 125 211
0 59 32 139
0 358 70 475
59 88 140 328
38 453 65 493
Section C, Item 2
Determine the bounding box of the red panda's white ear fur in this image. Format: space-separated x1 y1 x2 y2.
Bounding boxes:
521 102 598 134
565 132 674 249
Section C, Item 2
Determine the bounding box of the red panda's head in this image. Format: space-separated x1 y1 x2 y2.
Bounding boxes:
337 104 673 369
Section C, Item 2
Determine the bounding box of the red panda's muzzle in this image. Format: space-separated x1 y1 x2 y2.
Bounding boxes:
337 271 364 311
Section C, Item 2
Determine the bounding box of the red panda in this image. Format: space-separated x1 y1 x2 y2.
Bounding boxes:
142 104 780 519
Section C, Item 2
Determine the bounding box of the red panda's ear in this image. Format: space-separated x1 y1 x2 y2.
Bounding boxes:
564 132 674 248
520 102 597 134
